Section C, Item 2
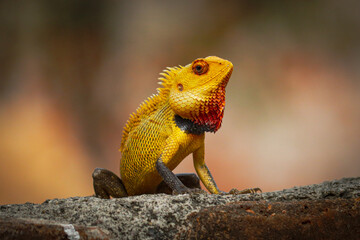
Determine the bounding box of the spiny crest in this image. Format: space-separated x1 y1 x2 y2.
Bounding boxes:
120 65 182 151
157 66 182 96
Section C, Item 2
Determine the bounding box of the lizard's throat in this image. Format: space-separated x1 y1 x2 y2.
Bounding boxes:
175 104 224 135
177 85 226 134
191 99 225 133
195 83 226 133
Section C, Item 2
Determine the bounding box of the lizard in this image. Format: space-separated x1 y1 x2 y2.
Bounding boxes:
92 56 260 198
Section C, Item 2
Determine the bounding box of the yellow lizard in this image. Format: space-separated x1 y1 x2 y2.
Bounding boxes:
92 56 260 198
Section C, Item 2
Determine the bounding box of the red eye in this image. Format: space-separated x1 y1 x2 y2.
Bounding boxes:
192 59 209 75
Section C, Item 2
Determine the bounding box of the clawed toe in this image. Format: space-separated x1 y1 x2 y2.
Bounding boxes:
229 187 262 195
248 187 262 194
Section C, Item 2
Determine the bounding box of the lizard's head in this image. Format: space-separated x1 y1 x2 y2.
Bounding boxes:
159 56 233 133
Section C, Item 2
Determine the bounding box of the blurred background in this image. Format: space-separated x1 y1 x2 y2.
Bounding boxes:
1 0 359 204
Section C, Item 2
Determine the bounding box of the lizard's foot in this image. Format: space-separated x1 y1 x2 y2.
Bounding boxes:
157 173 202 194
92 168 128 198
228 187 262 195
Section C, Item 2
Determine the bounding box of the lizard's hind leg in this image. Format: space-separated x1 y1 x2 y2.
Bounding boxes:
92 168 128 198
156 173 201 194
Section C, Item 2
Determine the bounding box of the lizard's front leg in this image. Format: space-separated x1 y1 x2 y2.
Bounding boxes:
193 144 222 194
156 158 193 194
155 133 204 195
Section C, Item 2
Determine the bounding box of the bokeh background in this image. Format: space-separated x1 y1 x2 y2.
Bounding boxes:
1 1 359 204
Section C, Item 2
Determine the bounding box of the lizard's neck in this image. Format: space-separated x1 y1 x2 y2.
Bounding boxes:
168 81 226 133
158 101 207 135
174 115 210 135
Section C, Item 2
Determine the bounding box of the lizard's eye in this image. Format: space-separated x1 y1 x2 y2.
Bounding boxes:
177 83 183 91
192 59 209 75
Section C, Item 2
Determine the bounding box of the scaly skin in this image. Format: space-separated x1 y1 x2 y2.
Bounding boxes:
92 56 260 198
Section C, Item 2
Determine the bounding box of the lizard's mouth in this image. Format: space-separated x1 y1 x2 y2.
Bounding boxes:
200 64 232 89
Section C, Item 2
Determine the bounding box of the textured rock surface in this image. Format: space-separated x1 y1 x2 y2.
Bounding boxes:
1 177 359 239
0 217 110 240
182 199 360 239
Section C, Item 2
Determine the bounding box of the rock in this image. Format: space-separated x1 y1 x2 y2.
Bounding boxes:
0 177 359 239
0 217 110 240
182 199 360 239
